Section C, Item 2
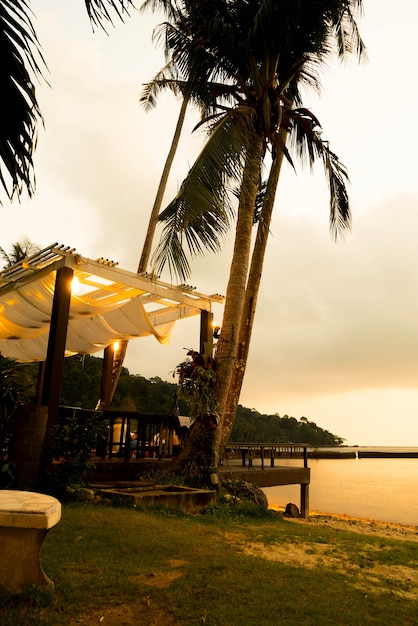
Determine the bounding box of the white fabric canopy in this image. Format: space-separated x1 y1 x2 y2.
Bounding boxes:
0 246 223 363
0 272 175 362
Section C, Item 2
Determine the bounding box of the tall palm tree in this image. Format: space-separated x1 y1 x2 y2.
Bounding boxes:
221 119 352 449
0 0 135 201
150 0 366 467
108 0 217 400
107 96 190 401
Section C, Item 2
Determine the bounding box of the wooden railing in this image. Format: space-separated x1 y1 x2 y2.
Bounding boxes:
224 443 309 469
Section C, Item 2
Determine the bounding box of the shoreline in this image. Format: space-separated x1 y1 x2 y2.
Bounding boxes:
274 507 418 542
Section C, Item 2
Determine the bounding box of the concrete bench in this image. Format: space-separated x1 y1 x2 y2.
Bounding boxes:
0 490 61 593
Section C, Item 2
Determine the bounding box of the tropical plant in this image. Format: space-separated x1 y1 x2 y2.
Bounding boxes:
174 348 217 417
44 408 109 499
0 0 136 201
0 239 40 268
148 0 366 468
0 355 37 488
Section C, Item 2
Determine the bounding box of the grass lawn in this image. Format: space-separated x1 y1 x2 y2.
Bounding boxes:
1 501 417 625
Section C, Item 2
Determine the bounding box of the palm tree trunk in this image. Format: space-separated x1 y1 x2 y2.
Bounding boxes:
137 96 189 274
212 135 264 466
220 133 288 449
108 97 189 402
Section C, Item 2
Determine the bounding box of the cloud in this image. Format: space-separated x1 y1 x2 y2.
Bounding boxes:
238 191 418 401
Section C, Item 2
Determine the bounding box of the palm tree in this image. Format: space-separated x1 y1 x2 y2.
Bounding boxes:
107 0 213 400
108 0 246 402
150 0 366 468
221 121 352 449
0 239 40 268
107 94 190 402
0 0 135 201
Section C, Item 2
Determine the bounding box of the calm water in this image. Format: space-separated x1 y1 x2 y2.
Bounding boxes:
262 447 418 526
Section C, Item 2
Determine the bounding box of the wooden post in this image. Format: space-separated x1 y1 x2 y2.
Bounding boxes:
200 310 214 355
301 484 309 518
101 344 115 409
41 266 73 432
35 362 45 407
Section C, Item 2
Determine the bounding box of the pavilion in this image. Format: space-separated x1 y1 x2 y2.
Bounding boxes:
0 243 224 440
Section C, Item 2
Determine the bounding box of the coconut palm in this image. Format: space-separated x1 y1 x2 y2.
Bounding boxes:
0 0 135 201
0 239 40 268
150 0 366 467
108 0 217 400
107 97 190 401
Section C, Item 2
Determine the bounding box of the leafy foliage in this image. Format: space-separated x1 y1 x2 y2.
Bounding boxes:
149 0 366 279
0 353 343 471
0 356 37 462
231 405 344 446
173 349 217 418
84 0 136 30
60 354 187 414
46 408 108 498
0 240 40 268
0 1 136 201
0 0 45 201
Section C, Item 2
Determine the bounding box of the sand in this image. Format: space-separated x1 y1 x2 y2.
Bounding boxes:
286 509 418 542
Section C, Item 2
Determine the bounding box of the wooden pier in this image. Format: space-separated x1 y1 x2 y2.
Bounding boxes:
219 443 310 517
84 435 311 518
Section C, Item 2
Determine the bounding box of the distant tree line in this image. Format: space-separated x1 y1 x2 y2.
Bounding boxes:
59 354 187 415
1 354 343 449
230 406 344 446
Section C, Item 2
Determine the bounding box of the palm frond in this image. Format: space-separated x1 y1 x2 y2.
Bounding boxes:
332 2 367 62
0 239 40 268
321 142 351 239
152 111 251 280
287 107 351 239
84 0 136 30
140 74 181 110
0 0 46 201
140 0 181 22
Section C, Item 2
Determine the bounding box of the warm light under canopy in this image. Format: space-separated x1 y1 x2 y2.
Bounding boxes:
0 244 224 362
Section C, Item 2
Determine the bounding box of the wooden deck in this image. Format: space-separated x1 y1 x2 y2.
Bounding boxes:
220 443 310 517
86 442 311 518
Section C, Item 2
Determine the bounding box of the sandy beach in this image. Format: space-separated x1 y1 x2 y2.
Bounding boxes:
234 509 418 603
282 509 418 542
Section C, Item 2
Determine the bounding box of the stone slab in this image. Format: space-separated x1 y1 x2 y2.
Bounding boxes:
0 490 61 529
100 484 216 513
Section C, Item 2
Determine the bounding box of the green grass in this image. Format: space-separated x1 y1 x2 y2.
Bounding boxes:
1 502 417 625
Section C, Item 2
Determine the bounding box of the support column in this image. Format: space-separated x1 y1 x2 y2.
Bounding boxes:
41 266 73 433
100 344 116 409
300 484 310 518
199 310 214 355
35 362 46 407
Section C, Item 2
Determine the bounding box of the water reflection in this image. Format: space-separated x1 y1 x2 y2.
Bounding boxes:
263 452 418 526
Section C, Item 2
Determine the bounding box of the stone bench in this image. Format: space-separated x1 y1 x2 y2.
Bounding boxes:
0 490 61 593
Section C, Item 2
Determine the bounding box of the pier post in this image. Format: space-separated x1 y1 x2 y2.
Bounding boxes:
300 484 309 518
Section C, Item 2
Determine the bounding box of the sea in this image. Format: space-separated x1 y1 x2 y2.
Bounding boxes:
262 447 418 527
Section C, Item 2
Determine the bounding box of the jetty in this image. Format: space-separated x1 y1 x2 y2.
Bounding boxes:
85 437 311 517
357 450 418 458
219 443 310 517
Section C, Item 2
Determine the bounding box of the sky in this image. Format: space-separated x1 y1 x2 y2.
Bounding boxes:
2 0 418 446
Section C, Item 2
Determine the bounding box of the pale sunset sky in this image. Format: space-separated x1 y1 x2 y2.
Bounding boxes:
2 0 418 446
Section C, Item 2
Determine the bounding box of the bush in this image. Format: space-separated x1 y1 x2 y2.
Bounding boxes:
45 409 108 498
